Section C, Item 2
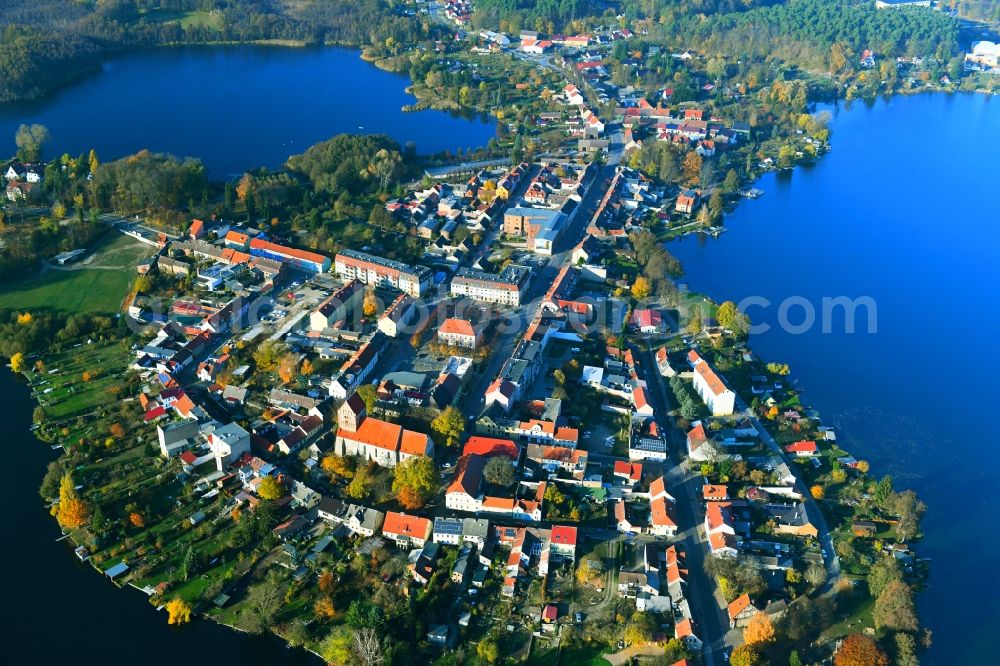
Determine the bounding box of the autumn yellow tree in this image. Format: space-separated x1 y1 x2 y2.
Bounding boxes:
16 312 31 325
631 276 652 300
166 598 193 625
392 456 440 510
729 643 760 666
811 485 825 499
257 476 285 500
363 288 378 317
130 512 145 528
56 473 90 529
9 352 25 373
300 359 314 376
430 406 465 448
82 370 95 382
743 612 775 645
321 454 355 480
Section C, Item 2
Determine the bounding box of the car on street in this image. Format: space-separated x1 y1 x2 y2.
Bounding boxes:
441 462 452 469
574 612 584 624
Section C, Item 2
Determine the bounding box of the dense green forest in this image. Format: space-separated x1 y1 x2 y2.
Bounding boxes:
0 0 979 102
661 0 962 67
946 0 1000 21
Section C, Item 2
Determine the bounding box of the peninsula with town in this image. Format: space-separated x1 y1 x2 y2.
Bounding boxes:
3 1 996 666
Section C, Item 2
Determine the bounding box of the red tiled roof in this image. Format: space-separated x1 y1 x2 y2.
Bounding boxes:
551 525 577 547
249 237 328 266
439 317 477 338
383 511 431 539
785 440 818 454
339 417 402 451
447 454 485 497
225 230 249 245
633 385 651 412
614 460 642 482
651 496 676 528
399 430 430 456
703 484 728 501
464 436 519 460
727 593 754 621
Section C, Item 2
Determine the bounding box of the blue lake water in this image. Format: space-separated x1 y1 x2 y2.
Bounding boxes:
668 92 1000 664
0 44 501 666
0 45 497 176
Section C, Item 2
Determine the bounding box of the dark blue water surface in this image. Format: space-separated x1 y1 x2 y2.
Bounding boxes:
1 370 320 664
669 92 999 664
0 45 496 176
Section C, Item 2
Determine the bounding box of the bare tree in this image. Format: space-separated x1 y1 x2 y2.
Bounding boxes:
353 627 384 666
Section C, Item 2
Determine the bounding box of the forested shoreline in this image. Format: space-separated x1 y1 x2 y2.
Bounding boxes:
0 0 438 102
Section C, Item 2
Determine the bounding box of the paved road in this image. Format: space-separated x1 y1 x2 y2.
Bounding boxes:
641 347 733 666
737 398 841 591
454 161 621 427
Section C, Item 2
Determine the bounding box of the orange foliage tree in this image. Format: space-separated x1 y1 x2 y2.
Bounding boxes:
743 612 775 645
278 353 299 384
55 473 90 528
834 634 890 666
314 596 337 619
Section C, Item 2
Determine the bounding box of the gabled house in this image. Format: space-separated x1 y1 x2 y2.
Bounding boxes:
784 440 818 457
727 593 760 628
382 511 432 548
686 421 724 461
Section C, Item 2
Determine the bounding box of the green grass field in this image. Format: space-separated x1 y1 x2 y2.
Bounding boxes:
147 9 224 30
25 338 134 420
0 233 149 315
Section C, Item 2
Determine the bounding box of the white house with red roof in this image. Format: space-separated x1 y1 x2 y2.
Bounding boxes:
485 378 518 412
650 495 678 537
382 511 432 548
630 308 664 334
632 384 655 417
705 500 739 557
727 593 760 628
613 460 643 486
438 317 483 349
687 350 736 416
784 440 819 457
685 421 724 462
550 525 577 560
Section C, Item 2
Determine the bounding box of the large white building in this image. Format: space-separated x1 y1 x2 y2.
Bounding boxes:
450 265 530 306
334 249 431 297
208 422 251 471
687 350 736 416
